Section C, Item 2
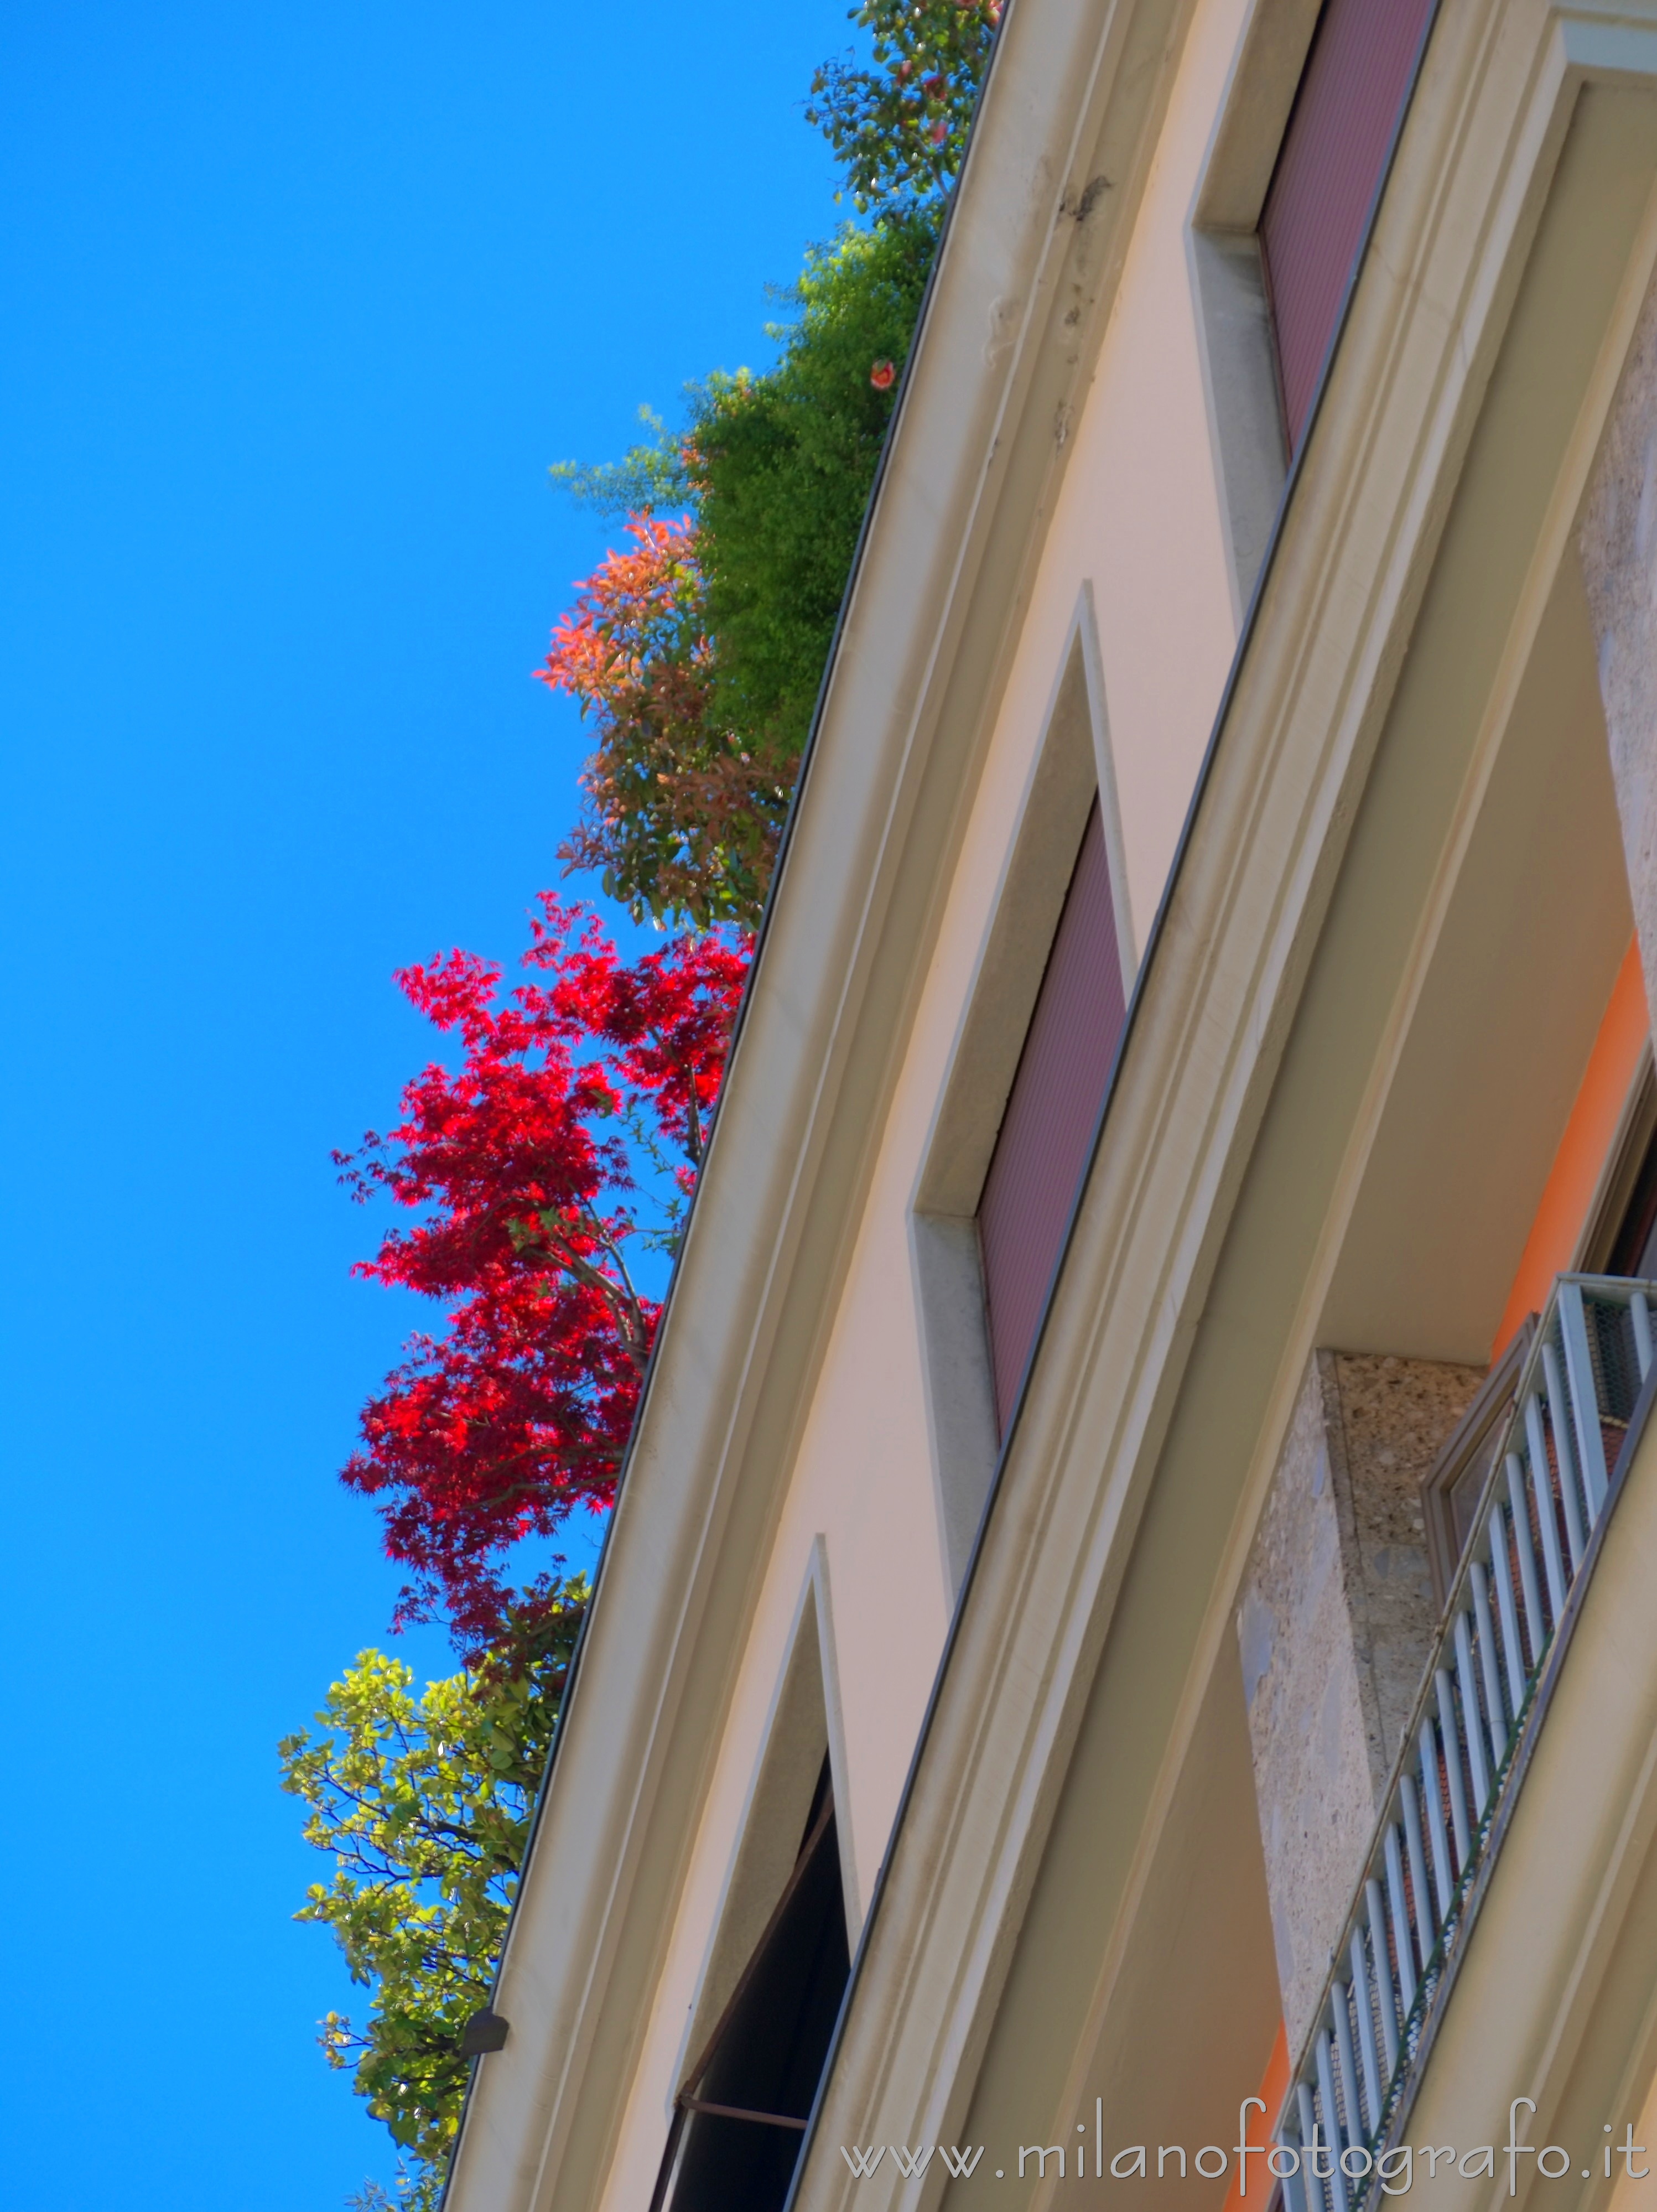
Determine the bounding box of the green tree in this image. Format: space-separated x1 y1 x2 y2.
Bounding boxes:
547 220 934 928
807 0 1000 218
345 2168 439 2212
280 1588 587 2205
542 2 1002 931
695 214 937 774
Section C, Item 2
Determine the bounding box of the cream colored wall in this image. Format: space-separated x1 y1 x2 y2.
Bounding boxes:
1607 2062 1657 2212
1040 45 1244 956
595 4 1251 2203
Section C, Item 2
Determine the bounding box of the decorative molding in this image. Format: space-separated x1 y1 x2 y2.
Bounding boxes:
1185 0 1321 624
787 8 1657 2204
1188 230 1288 625
671 1557 838 2109
1192 0 1323 232
909 585 1134 1593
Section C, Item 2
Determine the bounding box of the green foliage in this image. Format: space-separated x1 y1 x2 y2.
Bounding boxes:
694 214 937 777
540 514 791 931
806 0 1000 218
345 2167 441 2212
548 406 691 518
542 1 1002 931
544 219 936 930
280 1588 587 2203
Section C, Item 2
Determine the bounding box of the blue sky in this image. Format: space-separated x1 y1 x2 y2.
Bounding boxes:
0 5 848 2204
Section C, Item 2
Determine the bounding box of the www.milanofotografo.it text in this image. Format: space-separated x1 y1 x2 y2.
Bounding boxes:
839 2098 1654 2188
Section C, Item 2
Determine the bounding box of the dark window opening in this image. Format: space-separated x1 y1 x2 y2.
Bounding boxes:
1259 0 1436 455
1603 1063 1657 1279
659 1758 849 2212
977 797 1126 1433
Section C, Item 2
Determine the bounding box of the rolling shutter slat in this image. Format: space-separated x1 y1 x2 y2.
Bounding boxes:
979 801 1126 1432
1261 0 1435 455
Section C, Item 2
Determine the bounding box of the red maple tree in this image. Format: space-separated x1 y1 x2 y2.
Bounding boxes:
337 896 749 1651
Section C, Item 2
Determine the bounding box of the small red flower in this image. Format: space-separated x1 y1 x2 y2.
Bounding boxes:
930 118 949 144
870 360 896 391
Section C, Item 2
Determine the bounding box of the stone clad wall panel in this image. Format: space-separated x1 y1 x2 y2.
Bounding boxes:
1239 1350 1481 2048
1581 278 1657 1046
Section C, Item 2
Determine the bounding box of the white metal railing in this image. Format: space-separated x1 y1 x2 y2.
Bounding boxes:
1277 1276 1657 2212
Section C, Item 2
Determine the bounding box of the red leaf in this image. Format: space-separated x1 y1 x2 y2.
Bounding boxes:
338 899 750 1647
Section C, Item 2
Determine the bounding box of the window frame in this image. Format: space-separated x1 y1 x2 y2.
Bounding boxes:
910 589 1133 1588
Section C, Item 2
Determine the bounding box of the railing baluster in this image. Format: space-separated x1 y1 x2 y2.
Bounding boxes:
1542 1343 1587 1570
1297 2084 1322 2212
1633 1290 1653 1382
1559 1281 1610 1522
1435 1671 1471 1870
1505 1455 1546 1669
1383 1825 1415 2015
1403 1764 1441 1945
1453 1612 1491 1818
1416 1726 1453 1921
1487 1504 1522 1707
1281 2135 1310 2212
1469 1562 1507 1755
1331 1981 1362 2151
1367 1875 1400 2074
1315 2034 1350 2212
1349 1928 1383 2130
1488 1502 1526 1717
1524 1394 1568 1621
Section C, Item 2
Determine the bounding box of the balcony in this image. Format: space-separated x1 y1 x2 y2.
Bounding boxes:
1277 1276 1657 2212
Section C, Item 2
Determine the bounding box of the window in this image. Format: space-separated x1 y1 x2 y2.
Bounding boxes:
662 1759 849 2212
911 598 1134 1579
1187 0 1436 620
1590 1057 1657 1278
650 1561 854 2212
976 797 1128 1431
1259 0 1437 453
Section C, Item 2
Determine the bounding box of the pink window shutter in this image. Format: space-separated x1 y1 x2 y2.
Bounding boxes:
978 801 1128 1434
1260 0 1435 455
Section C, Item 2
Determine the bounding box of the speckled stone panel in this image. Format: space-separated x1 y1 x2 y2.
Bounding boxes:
1238 1351 1483 2049
1581 274 1657 1039
1331 1353 1483 1778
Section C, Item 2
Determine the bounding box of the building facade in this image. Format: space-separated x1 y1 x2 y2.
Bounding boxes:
445 3 1657 2208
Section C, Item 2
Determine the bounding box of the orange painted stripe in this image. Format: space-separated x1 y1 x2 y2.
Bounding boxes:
1218 2020 1290 2212
1492 937 1649 1359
